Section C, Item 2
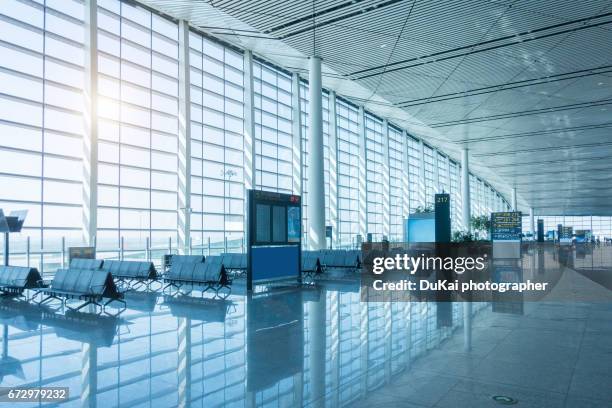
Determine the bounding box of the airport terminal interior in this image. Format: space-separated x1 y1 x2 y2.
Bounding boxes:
0 0 611 407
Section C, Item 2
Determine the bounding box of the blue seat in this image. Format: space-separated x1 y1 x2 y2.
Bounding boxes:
0 265 43 295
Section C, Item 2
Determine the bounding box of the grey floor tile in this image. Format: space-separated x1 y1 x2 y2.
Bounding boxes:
472 357 574 393
385 370 459 406
435 379 565 408
568 371 612 401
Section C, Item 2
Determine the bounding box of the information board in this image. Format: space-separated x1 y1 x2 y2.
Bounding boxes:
434 193 451 243
68 247 96 265
537 219 544 242
247 190 302 290
490 212 522 241
560 226 573 244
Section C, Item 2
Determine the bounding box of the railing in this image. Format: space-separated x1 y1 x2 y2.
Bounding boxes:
2 234 369 276
2 236 246 277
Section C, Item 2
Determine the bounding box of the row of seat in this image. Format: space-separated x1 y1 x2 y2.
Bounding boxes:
102 260 157 280
0 265 43 295
70 258 103 270
163 255 231 296
35 268 125 314
302 250 361 273
220 253 247 271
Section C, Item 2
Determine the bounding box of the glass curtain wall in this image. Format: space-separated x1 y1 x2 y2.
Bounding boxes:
189 31 245 254
96 0 179 258
336 99 360 248
0 0 85 271
423 145 435 207
388 126 404 241
407 137 421 212
364 114 384 241
253 60 293 194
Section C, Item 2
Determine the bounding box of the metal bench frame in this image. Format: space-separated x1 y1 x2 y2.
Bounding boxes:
32 270 126 316
163 259 232 298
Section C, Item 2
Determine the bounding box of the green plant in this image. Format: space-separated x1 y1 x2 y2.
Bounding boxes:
470 215 491 234
413 204 434 214
452 230 475 242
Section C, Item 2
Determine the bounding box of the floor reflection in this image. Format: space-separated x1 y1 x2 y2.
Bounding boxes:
0 244 610 407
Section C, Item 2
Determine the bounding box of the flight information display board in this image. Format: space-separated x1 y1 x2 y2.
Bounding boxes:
490 212 522 241
247 190 302 290
434 193 451 243
560 226 573 244
537 219 544 242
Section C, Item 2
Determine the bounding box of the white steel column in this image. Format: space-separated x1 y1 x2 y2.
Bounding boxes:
511 187 517 211
243 51 256 240
529 207 535 235
401 130 410 221
382 120 390 240
358 107 368 241
418 140 426 207
307 56 326 250
244 51 256 192
329 92 339 247
461 148 471 232
83 0 98 247
177 20 191 255
291 73 302 196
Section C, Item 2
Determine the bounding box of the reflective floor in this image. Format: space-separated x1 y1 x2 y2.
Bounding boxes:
0 246 611 407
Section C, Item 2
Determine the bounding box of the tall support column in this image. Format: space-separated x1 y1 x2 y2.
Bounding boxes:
177 20 191 255
461 148 471 232
307 56 326 250
418 140 426 207
401 131 410 221
243 51 256 239
529 207 535 235
83 0 98 247
244 51 256 192
511 187 517 211
382 120 390 240
358 107 368 242
291 73 302 196
328 92 339 247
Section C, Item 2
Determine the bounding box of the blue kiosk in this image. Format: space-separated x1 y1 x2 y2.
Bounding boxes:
246 190 302 291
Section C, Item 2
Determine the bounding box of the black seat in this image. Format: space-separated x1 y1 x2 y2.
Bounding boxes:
34 268 125 315
163 255 230 297
101 260 158 290
0 265 44 295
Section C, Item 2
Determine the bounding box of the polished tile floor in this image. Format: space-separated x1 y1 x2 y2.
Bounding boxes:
0 246 610 407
